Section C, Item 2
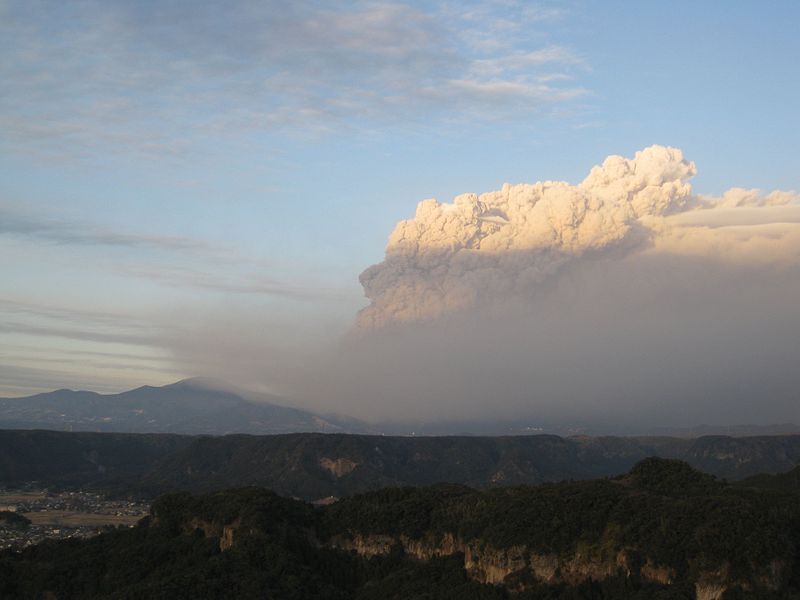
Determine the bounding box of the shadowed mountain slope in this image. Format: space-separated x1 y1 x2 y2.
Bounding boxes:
1 430 799 501
739 464 800 492
0 379 343 435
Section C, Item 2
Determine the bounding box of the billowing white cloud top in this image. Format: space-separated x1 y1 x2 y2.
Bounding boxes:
357 145 799 329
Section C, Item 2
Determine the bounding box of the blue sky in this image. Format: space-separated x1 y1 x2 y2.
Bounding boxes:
1 0 799 399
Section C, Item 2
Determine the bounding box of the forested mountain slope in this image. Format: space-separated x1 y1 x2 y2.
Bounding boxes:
2 459 799 599
2 430 799 501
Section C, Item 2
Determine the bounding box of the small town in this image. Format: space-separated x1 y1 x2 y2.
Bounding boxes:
0 487 149 551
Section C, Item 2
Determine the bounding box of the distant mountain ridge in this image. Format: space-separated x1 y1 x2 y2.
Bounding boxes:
3 379 799 438
0 379 348 435
1 429 799 501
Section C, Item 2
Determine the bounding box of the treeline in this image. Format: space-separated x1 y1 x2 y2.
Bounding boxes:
0 511 30 530
3 429 800 501
323 459 798 580
2 459 800 598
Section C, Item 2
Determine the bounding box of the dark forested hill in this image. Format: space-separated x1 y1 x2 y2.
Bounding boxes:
1 430 799 502
739 464 800 492
2 459 799 599
0 429 191 488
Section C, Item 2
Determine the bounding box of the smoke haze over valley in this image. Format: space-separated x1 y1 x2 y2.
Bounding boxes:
149 147 800 429
3 147 800 430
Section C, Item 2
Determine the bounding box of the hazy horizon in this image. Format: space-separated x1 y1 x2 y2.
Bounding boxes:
2 2 799 431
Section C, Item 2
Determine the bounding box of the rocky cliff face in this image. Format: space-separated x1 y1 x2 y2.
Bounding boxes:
143 464 799 597
318 457 360 478
328 532 792 595
184 517 241 552
329 532 675 588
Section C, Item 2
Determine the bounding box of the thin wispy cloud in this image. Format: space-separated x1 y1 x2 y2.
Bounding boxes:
0 322 159 348
122 266 355 302
7 343 173 366
0 297 182 395
0 352 181 375
1 203 340 284
449 1 566 53
0 203 354 312
0 298 145 329
468 46 583 78
0 1 586 159
0 363 173 396
0 296 165 351
0 207 210 251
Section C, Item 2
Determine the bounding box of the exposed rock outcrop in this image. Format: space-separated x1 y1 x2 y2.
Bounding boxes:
319 457 359 478
330 532 679 589
184 517 241 552
640 560 675 585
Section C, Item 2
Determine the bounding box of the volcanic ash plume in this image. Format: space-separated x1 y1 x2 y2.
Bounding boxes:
357 145 698 328
356 145 800 329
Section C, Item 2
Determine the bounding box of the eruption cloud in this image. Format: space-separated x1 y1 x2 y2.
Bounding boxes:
163 145 800 427
357 145 799 329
